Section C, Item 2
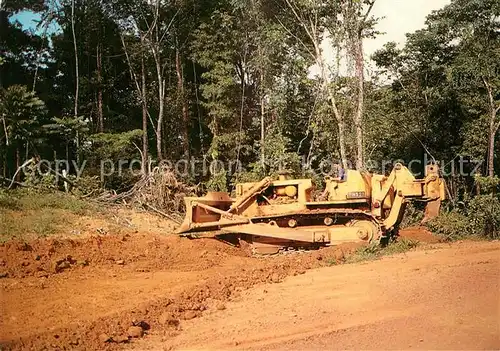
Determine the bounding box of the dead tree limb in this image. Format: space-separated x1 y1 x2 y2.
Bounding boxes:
142 202 181 224
8 158 34 189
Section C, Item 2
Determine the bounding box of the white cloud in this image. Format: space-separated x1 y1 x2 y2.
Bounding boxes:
310 0 452 79
365 0 451 57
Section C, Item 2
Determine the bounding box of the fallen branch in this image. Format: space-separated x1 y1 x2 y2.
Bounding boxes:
8 158 35 189
142 202 181 224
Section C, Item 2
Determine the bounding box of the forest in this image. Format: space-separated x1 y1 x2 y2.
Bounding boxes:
1 0 499 206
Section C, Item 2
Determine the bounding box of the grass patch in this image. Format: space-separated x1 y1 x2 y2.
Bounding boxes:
0 209 67 241
0 189 97 214
0 189 100 242
338 238 420 265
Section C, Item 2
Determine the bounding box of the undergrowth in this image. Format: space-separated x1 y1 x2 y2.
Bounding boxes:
399 203 425 229
426 194 500 241
0 188 97 214
0 189 100 242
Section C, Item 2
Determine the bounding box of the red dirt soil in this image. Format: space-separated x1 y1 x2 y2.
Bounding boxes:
0 228 363 350
144 240 499 351
1 226 495 351
398 225 442 243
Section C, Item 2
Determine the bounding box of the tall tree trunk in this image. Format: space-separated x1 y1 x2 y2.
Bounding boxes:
315 42 348 170
259 60 265 169
141 54 149 175
71 0 79 119
32 25 49 93
175 46 190 159
2 151 6 178
15 147 20 182
96 44 104 133
261 94 265 168
71 0 80 164
488 126 495 178
284 0 349 169
343 0 375 170
354 34 364 170
488 114 499 177
152 46 164 161
156 79 164 161
337 118 348 170
2 115 8 147
483 77 500 177
151 0 164 161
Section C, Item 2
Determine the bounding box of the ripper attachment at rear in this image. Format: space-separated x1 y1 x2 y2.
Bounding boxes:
177 164 445 254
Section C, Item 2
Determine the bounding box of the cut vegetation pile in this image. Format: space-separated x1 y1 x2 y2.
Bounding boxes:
95 167 197 222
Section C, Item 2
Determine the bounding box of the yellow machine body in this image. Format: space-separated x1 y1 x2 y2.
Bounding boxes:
178 163 446 254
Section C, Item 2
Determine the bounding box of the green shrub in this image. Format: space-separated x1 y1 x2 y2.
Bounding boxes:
427 194 500 240
72 175 103 196
205 169 228 192
468 194 500 239
0 189 22 210
426 211 472 240
474 175 500 194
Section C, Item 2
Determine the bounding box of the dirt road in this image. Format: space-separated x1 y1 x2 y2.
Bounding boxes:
137 241 500 350
1 229 499 350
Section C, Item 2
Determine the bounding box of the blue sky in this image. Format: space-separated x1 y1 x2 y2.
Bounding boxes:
9 10 61 34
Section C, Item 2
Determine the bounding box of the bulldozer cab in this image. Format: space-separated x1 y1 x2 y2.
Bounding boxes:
324 170 371 205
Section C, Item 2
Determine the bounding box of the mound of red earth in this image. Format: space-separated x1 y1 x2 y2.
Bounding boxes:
0 232 248 280
0 228 431 350
398 226 442 243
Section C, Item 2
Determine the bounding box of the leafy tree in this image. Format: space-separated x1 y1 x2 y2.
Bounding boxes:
43 116 89 161
0 85 46 176
372 0 499 178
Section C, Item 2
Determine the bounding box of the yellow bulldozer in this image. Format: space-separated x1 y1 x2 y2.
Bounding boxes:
177 163 446 254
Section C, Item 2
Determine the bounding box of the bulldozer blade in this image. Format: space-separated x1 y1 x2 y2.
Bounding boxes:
422 199 441 223
177 193 235 234
176 219 191 234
